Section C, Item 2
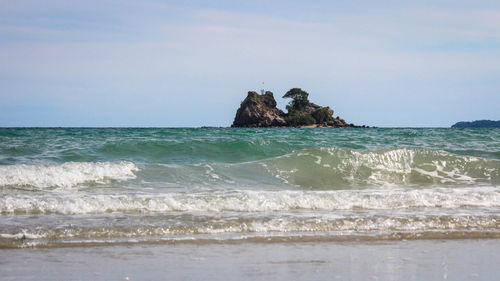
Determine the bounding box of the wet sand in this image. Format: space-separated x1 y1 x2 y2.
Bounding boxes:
1 239 499 280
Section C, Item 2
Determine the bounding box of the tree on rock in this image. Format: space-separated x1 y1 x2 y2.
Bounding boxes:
283 88 309 112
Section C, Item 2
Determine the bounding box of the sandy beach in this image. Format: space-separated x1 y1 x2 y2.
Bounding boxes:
1 239 499 280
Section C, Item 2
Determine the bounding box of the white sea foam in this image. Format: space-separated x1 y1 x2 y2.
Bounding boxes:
0 161 139 189
1 213 498 244
1 187 499 215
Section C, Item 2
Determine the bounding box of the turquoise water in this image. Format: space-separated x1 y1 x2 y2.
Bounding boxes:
0 128 499 247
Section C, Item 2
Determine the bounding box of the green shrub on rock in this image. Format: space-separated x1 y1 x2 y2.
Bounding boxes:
312 107 334 123
285 111 316 126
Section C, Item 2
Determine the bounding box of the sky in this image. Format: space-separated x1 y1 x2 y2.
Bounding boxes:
0 0 499 127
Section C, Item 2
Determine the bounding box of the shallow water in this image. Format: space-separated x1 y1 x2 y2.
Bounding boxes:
0 128 499 248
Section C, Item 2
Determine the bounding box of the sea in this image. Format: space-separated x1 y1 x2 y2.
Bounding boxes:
0 127 499 249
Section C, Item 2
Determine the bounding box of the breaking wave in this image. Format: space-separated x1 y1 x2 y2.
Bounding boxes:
156 147 500 189
259 147 499 187
263 147 500 188
1 148 498 190
0 161 139 189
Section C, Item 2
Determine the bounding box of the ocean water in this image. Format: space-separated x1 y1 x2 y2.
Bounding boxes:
0 128 499 248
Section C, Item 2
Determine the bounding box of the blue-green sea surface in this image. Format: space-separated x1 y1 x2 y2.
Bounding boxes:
0 128 499 248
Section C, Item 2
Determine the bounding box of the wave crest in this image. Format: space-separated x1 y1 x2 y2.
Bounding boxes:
0 161 138 189
259 147 500 188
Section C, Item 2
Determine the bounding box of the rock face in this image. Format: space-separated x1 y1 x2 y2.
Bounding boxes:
303 103 322 115
231 91 287 127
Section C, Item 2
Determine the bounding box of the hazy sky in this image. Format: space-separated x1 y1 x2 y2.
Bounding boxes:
1 0 499 127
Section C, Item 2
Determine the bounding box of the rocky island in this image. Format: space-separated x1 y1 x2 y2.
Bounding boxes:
232 88 366 128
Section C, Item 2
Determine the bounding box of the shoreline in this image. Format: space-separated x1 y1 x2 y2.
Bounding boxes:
4 231 500 250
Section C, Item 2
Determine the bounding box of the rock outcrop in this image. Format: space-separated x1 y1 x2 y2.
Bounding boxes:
232 89 368 128
231 91 287 127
